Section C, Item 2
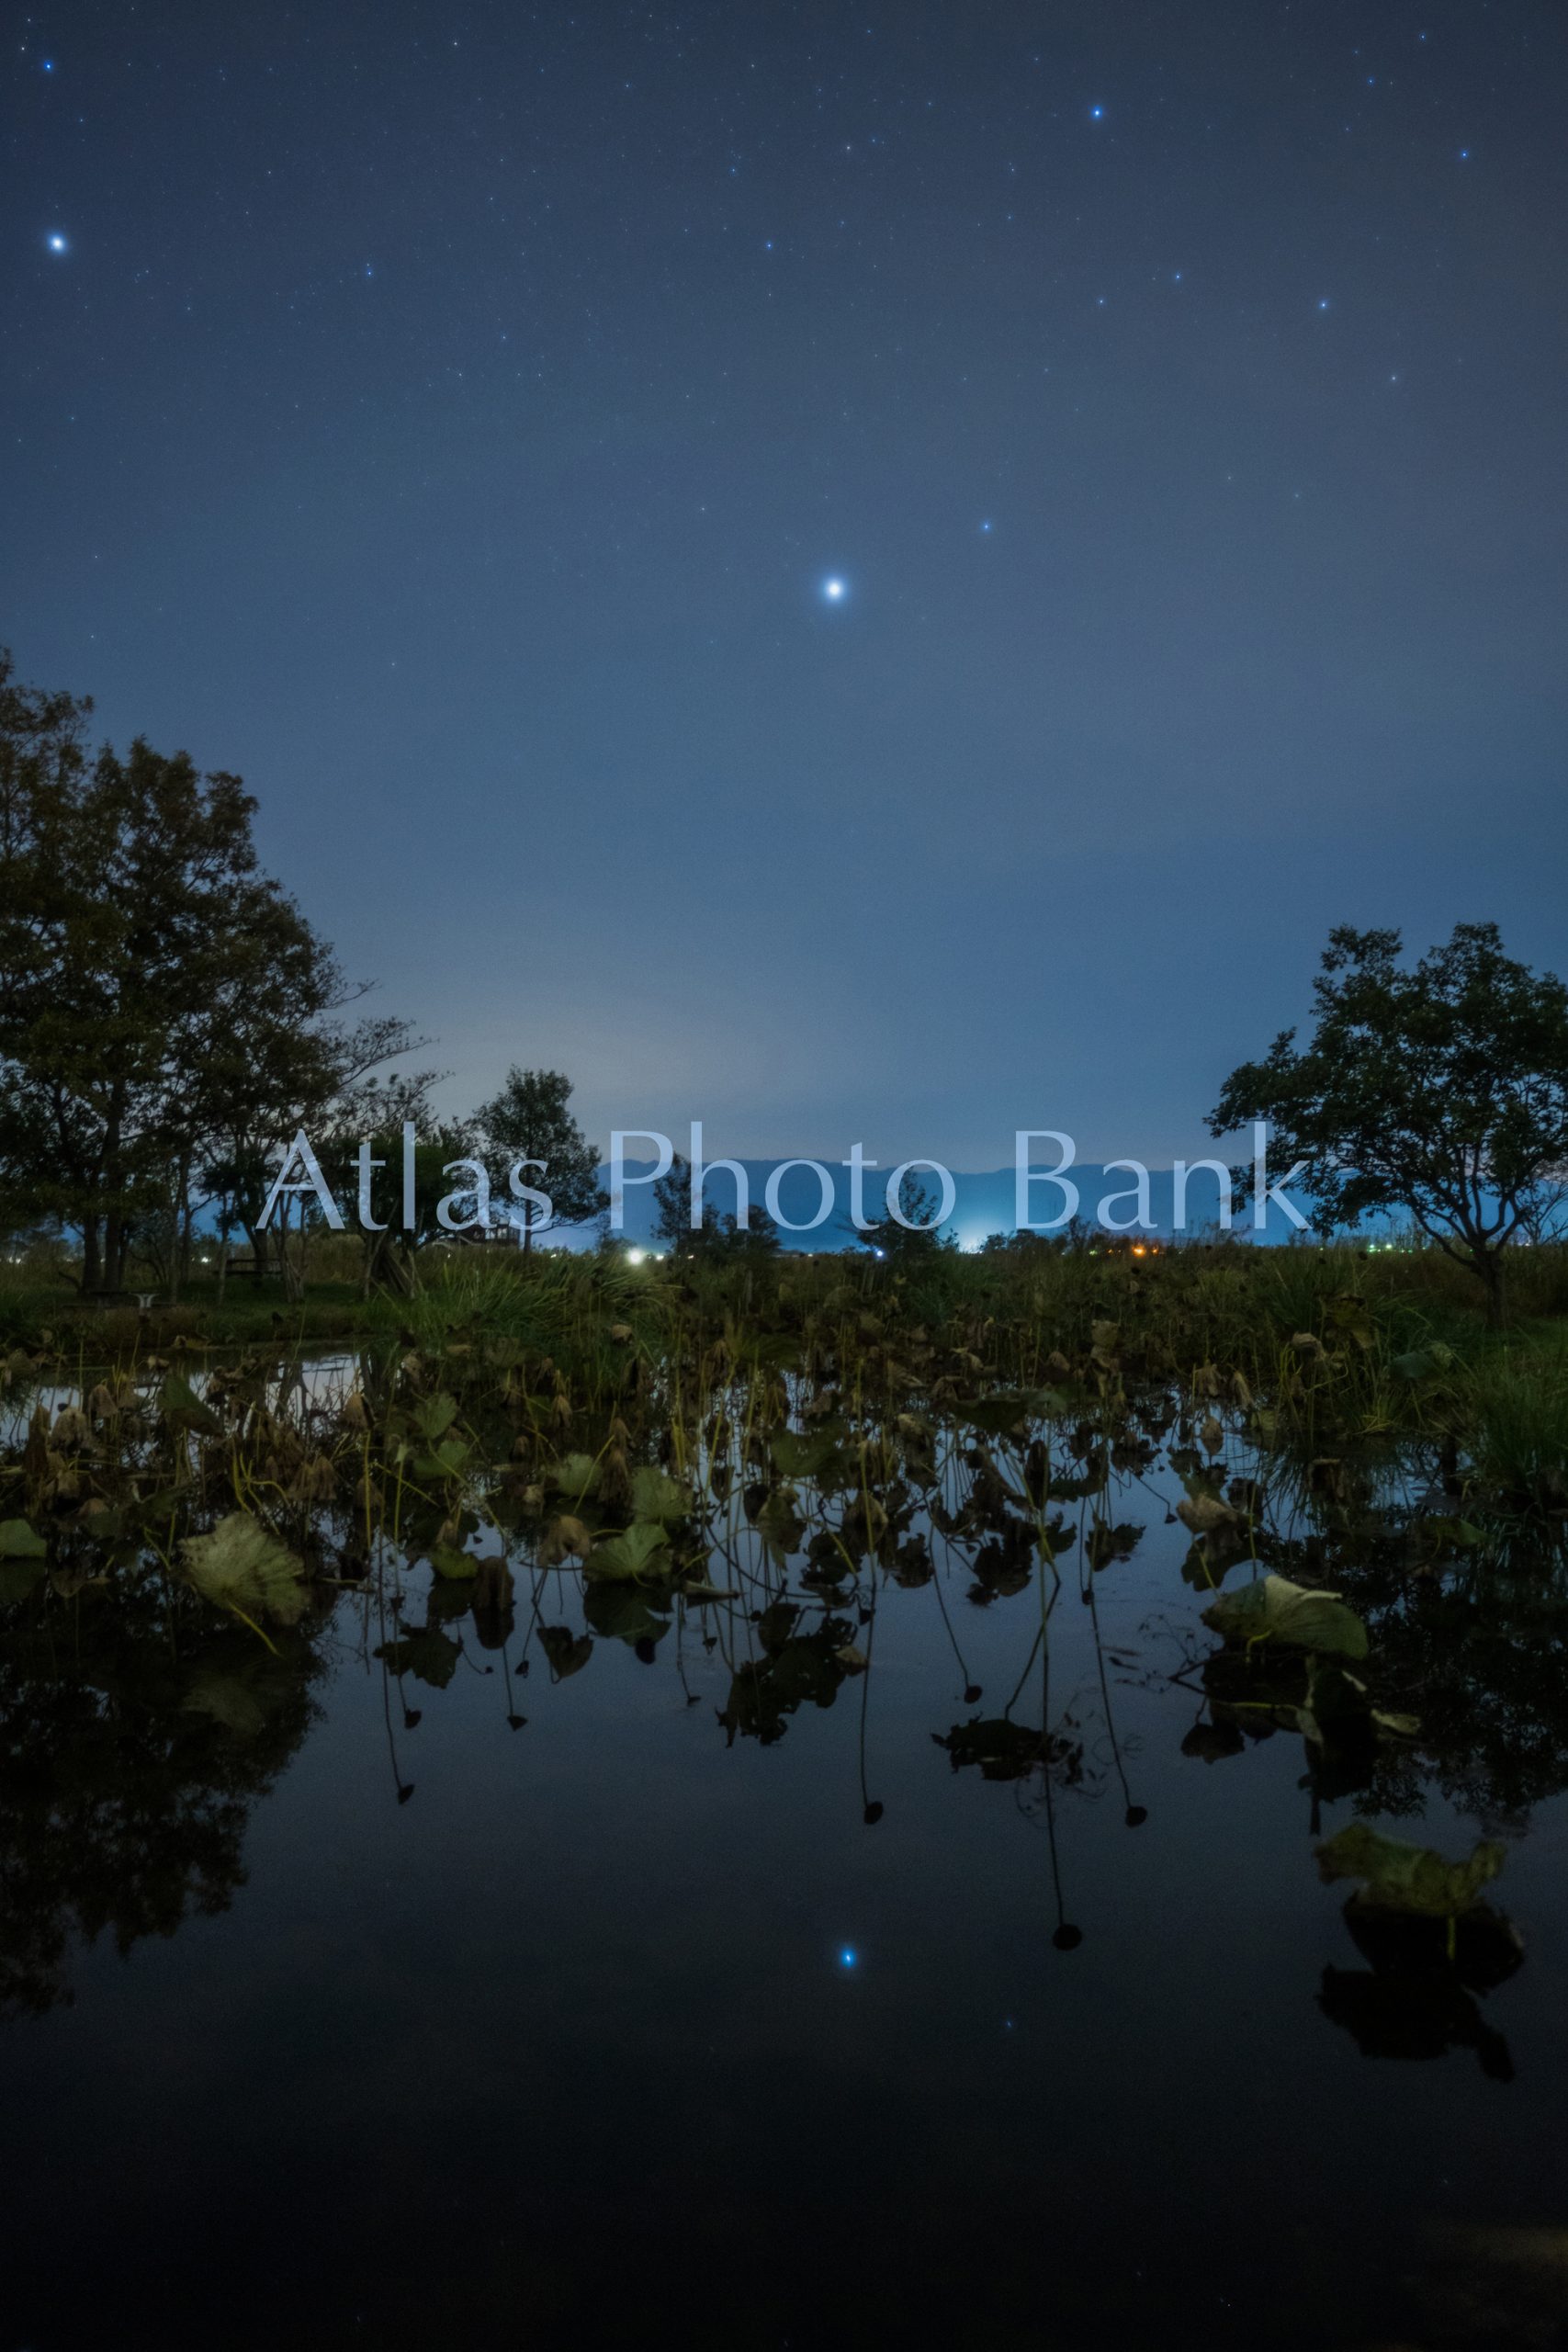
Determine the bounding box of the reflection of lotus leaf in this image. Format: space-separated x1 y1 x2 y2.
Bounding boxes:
182 1668 268 1738
1086 1521 1143 1570
1315 1822 1506 1917
932 1718 1080 1784
755 1489 806 1564
771 1427 855 1487
957 1391 1045 1436
0 1554 47 1603
1341 1895 1524 1991
717 1620 855 1744
583 1586 671 1646
1181 1716 1246 1763
375 1626 461 1689
412 1393 459 1442
1318 1965 1513 2079
1202 1573 1368 1660
537 1625 593 1679
1318 1898 1522 2079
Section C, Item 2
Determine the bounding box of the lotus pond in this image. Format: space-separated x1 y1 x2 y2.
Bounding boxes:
2 1252 1566 2350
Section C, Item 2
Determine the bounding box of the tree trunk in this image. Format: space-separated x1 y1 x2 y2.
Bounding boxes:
173 1152 195 1303
243 1220 268 1285
277 1200 304 1304
1474 1247 1507 1327
103 1087 127 1291
360 1227 418 1298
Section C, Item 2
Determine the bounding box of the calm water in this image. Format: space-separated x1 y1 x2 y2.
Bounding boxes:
2 1430 1565 2351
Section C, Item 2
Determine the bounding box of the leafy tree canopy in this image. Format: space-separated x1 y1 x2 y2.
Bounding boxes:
1208 922 1568 1313
0 650 423 1294
476 1067 606 1248
651 1154 780 1259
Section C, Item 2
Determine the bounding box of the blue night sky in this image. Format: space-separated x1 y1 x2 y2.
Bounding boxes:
6 2 1565 1168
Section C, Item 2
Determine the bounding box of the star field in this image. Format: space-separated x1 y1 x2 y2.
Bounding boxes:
3 1 1564 1161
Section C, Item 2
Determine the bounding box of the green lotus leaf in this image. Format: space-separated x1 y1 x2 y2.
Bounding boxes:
1315 1823 1506 1917
630 1466 688 1524
159 1374 222 1438
429 1541 479 1581
178 1510 306 1626
548 1452 602 1502
585 1521 670 1583
1201 1572 1368 1660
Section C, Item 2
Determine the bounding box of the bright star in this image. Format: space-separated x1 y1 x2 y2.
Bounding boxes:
980 519 992 533
47 232 68 254
822 576 846 602
1089 104 1104 119
1317 298 1330 310
839 1946 858 1969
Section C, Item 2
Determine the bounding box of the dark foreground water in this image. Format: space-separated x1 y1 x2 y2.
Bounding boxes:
2 1447 1565 2352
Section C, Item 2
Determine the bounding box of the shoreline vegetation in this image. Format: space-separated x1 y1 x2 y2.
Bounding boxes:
5 1234 1566 1519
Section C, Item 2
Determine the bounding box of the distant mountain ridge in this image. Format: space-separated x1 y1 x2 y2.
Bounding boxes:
577 1156 1311 1250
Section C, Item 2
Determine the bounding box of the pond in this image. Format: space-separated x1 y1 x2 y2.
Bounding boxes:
1 1349 1565 2350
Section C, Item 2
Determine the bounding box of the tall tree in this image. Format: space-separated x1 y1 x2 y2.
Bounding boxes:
0 656 95 1265
851 1172 954 1262
475 1068 606 1252
313 1071 455 1297
1208 922 1568 1319
0 652 423 1295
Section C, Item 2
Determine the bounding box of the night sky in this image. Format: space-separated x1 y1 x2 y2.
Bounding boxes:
6 2 1565 1169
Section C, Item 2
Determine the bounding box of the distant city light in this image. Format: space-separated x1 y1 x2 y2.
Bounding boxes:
626 1248 645 1265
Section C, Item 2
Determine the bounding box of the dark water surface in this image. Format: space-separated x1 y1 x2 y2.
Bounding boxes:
2 1440 1565 2352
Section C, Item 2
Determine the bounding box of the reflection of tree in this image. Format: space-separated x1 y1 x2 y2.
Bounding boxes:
1273 1541 1568 1822
0 1593 320 2018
